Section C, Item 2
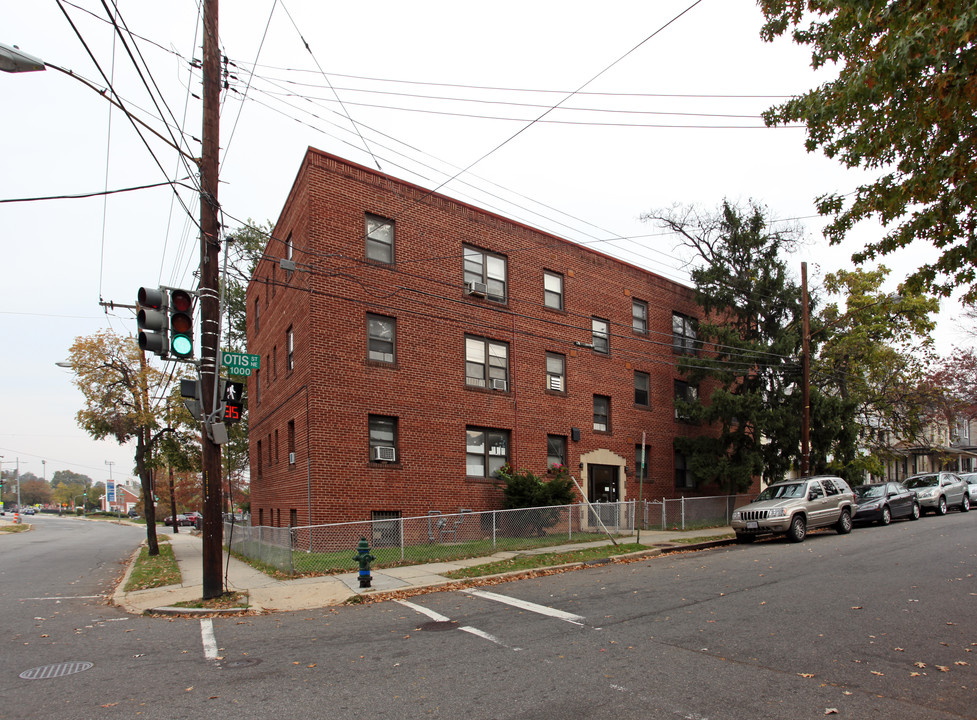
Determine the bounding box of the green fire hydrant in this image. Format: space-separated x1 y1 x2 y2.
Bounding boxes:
354 537 376 588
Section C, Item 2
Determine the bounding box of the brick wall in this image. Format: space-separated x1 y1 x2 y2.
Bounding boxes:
247 148 740 527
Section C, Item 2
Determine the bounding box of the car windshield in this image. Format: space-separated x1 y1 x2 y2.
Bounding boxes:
855 485 884 499
905 475 938 489
756 483 805 501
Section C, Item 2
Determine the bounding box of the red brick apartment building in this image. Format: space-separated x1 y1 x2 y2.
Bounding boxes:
247 148 722 528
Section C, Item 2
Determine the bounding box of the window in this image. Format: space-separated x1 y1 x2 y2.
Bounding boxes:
255 368 261 404
632 299 648 334
286 232 293 261
286 326 294 371
372 510 402 547
367 314 396 363
547 435 567 470
288 420 295 464
256 439 263 479
674 380 698 422
593 395 610 432
543 271 563 310
546 352 566 392
634 371 650 407
672 312 698 355
254 298 259 333
465 336 509 390
289 509 297 527
675 451 695 489
635 445 649 480
366 214 394 263
466 427 510 478
274 429 279 464
273 345 278 379
271 264 276 298
369 415 398 462
463 245 507 302
592 317 609 354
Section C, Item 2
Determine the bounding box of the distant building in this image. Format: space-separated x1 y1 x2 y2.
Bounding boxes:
246 148 736 528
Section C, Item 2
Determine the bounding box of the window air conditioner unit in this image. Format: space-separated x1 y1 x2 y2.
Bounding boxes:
548 376 563 391
373 446 397 462
490 378 507 391
288 452 296 465
466 281 488 297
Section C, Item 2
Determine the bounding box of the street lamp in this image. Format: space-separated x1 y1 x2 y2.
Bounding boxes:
0 42 45 73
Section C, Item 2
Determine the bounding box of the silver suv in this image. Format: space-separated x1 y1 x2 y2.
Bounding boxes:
731 476 856 543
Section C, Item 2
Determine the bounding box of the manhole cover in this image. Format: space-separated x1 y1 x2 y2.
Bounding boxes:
20 662 94 680
418 621 457 632
221 658 261 669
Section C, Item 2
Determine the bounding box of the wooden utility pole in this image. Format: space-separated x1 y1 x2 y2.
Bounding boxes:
800 261 811 477
200 0 224 599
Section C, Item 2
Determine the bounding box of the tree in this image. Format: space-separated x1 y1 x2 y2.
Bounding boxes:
50 469 93 489
495 464 577 535
760 1 977 303
814 267 940 477
17 476 52 506
644 201 856 487
66 330 166 554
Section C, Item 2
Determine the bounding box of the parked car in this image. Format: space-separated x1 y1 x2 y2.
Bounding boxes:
903 472 970 515
853 481 920 525
958 472 977 505
127 509 140 519
163 514 191 527
184 511 202 528
21 507 36 515
731 476 856 543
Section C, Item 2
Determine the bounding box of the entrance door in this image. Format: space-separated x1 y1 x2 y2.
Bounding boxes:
588 464 619 503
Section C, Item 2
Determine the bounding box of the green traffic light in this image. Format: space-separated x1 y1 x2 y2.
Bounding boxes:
172 334 193 357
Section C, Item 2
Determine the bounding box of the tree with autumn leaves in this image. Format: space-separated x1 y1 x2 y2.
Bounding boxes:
759 1 977 304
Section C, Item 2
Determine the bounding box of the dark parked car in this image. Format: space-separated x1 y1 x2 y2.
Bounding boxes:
163 514 191 527
904 472 970 515
127 509 139 519
854 482 920 525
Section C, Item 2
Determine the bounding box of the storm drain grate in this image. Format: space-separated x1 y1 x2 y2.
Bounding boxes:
20 661 94 680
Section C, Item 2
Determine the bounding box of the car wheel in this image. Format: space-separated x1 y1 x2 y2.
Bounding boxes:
836 508 853 535
879 506 891 526
787 515 806 543
936 496 948 515
735 533 756 544
961 494 970 513
910 502 921 520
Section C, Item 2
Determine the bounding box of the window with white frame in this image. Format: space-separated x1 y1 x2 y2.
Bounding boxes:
672 312 698 355
366 214 394 264
466 427 510 477
632 299 648 334
465 336 509 390
543 271 564 310
546 352 566 392
369 415 398 462
367 314 396 363
463 245 507 302
592 317 610 354
593 395 610 432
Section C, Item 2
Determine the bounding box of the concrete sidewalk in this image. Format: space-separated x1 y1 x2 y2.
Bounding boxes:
112 526 735 616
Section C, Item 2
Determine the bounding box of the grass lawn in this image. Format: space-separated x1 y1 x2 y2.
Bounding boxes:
124 538 181 591
442 543 648 579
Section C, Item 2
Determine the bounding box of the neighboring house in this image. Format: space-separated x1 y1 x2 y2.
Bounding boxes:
882 416 977 480
246 148 735 528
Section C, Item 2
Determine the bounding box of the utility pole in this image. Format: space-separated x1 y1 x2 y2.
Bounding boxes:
199 0 224 599
800 262 811 477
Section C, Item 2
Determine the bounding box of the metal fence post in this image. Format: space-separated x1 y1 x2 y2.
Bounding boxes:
681 496 686 530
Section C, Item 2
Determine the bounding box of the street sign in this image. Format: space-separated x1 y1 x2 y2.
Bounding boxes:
221 351 260 376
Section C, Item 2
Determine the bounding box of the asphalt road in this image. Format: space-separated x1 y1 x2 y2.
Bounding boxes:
1 509 974 720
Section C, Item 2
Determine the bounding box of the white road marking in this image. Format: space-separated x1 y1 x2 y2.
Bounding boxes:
464 589 586 625
200 619 218 661
395 599 520 650
22 595 105 600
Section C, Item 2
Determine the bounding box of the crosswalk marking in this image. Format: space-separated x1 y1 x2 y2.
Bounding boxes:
464 589 585 625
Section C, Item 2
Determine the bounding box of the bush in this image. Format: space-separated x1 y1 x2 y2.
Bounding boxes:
497 464 576 510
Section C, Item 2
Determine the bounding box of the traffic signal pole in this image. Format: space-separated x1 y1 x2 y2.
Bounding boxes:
199 0 224 599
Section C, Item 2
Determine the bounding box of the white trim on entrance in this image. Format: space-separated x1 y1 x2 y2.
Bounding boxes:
578 449 626 503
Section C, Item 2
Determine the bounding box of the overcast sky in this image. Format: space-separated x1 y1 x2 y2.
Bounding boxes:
1 0 970 488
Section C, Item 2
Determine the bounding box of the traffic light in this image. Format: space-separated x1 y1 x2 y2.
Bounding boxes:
137 287 168 358
168 289 195 360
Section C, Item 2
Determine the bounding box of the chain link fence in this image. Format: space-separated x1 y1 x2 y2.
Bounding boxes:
640 494 753 531
225 501 637 576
